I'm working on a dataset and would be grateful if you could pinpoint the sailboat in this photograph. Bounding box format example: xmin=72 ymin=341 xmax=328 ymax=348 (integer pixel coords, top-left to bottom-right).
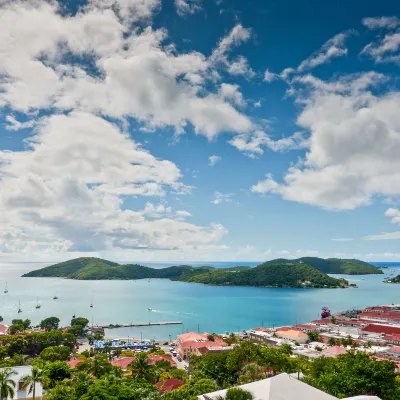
xmin=35 ymin=297 xmax=41 ymax=309
xmin=4 ymin=282 xmax=8 ymax=294
xmin=53 ymin=295 xmax=58 ymax=300
xmin=90 ymin=298 xmax=93 ymax=308
xmin=18 ymin=301 xmax=22 ymax=313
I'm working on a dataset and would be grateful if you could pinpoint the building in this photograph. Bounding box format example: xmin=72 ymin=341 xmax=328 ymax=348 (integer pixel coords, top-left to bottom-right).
xmin=294 ymin=324 xmax=320 ymax=333
xmin=111 ymin=355 xmax=176 ymax=370
xmin=67 ymin=357 xmax=85 ymax=368
xmin=322 ymin=346 xmax=347 ymax=357
xmin=155 ymin=378 xmax=184 ymax=394
xmin=197 ymin=372 xmax=381 ymax=400
xmin=0 ymin=366 xmax=44 ymax=400
xmin=275 ymin=329 xmax=308 ymax=344
xmin=0 ymin=324 xmax=10 ymax=335
xmin=248 ymin=330 xmax=279 ymax=346
xmin=362 ymin=324 xmax=400 ymax=336
xmin=383 ymin=334 xmax=400 ymax=345
xmin=195 ymin=345 xmax=234 ymax=356
xmin=177 ymin=332 xmax=228 ymax=359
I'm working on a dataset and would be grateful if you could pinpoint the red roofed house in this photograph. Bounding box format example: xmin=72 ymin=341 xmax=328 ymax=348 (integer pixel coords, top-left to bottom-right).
xmin=67 ymin=357 xmax=85 ymax=368
xmin=362 ymin=324 xmax=400 ymax=336
xmin=294 ymin=324 xmax=319 ymax=333
xmin=111 ymin=355 xmax=176 ymax=370
xmin=0 ymin=324 xmax=9 ymax=336
xmin=275 ymin=329 xmax=308 ymax=344
xmin=155 ymin=378 xmax=184 ymax=394
xmin=384 ymin=334 xmax=400 ymax=345
xmin=322 ymin=345 xmax=347 ymax=357
xmin=177 ymin=332 xmax=227 ymax=359
xmin=311 ymin=319 xmax=332 ymax=326
xmin=359 ymin=311 xmax=400 ymax=324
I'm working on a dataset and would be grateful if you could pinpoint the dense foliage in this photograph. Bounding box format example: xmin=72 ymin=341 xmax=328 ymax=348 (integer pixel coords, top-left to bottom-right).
xmin=263 ymin=257 xmax=382 ymax=275
xmin=384 ymin=275 xmax=400 ymax=283
xmin=23 ymin=257 xmax=347 ymax=288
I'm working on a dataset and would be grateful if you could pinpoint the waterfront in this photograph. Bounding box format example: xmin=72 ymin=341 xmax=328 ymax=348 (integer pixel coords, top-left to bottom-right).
xmin=0 ymin=262 xmax=398 ymax=340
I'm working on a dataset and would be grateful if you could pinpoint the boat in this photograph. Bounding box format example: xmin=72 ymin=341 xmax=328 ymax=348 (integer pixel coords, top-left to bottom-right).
xmin=35 ymin=297 xmax=41 ymax=309
xmin=90 ymin=303 xmax=93 ymax=308
xmin=18 ymin=301 xmax=22 ymax=313
xmin=148 ymin=308 xmax=152 ymax=312
xmin=4 ymin=282 xmax=8 ymax=294
xmin=53 ymin=296 xmax=58 ymax=300
xmin=72 ymin=314 xmax=76 ymax=319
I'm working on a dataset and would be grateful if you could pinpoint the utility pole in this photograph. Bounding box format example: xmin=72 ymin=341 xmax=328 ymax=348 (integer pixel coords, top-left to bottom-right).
xmin=187 ymin=349 xmax=191 ymax=378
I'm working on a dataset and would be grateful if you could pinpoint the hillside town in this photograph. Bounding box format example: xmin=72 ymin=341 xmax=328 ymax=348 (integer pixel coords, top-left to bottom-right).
xmin=0 ymin=305 xmax=399 ymax=399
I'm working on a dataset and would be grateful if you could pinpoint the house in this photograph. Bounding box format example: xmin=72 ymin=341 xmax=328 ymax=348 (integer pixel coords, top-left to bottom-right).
xmin=0 ymin=366 xmax=44 ymax=400
xmin=248 ymin=330 xmax=279 ymax=346
xmin=322 ymin=346 xmax=347 ymax=357
xmin=67 ymin=357 xmax=85 ymax=368
xmin=362 ymin=324 xmax=400 ymax=336
xmin=155 ymin=378 xmax=184 ymax=394
xmin=383 ymin=334 xmax=400 ymax=345
xmin=275 ymin=329 xmax=308 ymax=344
xmin=177 ymin=332 xmax=227 ymax=359
xmin=197 ymin=372 xmax=382 ymax=400
xmin=294 ymin=324 xmax=320 ymax=333
xmin=111 ymin=355 xmax=176 ymax=370
xmin=195 ymin=345 xmax=234 ymax=356
xmin=0 ymin=324 xmax=10 ymax=335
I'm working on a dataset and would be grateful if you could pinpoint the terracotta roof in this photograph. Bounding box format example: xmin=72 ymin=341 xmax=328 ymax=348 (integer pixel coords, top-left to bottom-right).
xmin=275 ymin=326 xmax=292 ymax=332
xmin=311 ymin=319 xmax=332 ymax=325
xmin=322 ymin=346 xmax=347 ymax=356
xmin=155 ymin=378 xmax=183 ymax=394
xmin=253 ymin=327 xmax=269 ymax=332
xmin=67 ymin=357 xmax=85 ymax=368
xmin=0 ymin=325 xmax=9 ymax=335
xmin=384 ymin=334 xmax=400 ymax=341
xmin=181 ymin=340 xmax=228 ymax=349
xmin=277 ymin=329 xmax=308 ymax=338
xmin=294 ymin=324 xmax=317 ymax=330
xmin=178 ymin=332 xmax=208 ymax=343
xmin=363 ymin=324 xmax=400 ymax=335
xmin=388 ymin=346 xmax=400 ymax=353
xmin=111 ymin=355 xmax=176 ymax=369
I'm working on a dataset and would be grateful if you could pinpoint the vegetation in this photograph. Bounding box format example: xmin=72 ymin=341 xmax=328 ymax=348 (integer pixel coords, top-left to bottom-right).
xmin=384 ymin=275 xmax=400 ymax=283
xmin=263 ymin=257 xmax=382 ymax=275
xmin=23 ymin=257 xmax=348 ymax=288
xmin=0 ymin=368 xmax=16 ymax=400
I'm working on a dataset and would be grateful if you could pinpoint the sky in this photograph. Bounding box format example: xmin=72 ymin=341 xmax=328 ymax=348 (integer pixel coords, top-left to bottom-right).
xmin=0 ymin=0 xmax=400 ymax=263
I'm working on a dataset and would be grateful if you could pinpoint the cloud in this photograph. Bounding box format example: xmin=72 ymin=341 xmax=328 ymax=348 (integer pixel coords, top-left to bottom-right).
xmin=208 ymin=155 xmax=221 ymax=166
xmin=254 ymin=101 xmax=262 ymax=108
xmin=264 ymin=69 xmax=277 ymax=83
xmin=363 ymin=208 xmax=400 ymax=240
xmin=218 ymin=83 xmax=246 ymax=107
xmin=251 ymin=72 xmax=400 ymax=210
xmin=5 ymin=116 xmax=36 ymax=131
xmin=174 ymin=0 xmax=202 ymax=16
xmin=230 ymin=130 xmax=308 ymax=158
xmin=331 ymin=238 xmax=353 ymax=242
xmin=362 ymin=16 xmax=400 ymax=30
xmin=227 ymin=56 xmax=255 ymax=77
xmin=212 ymin=192 xmax=233 ymax=205
xmin=0 ymin=1 xmax=253 ymax=139
xmin=279 ymin=32 xmax=352 ymax=78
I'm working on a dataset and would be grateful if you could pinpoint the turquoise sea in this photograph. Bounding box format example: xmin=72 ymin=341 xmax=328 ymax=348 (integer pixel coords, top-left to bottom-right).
xmin=0 ymin=262 xmax=398 ymax=340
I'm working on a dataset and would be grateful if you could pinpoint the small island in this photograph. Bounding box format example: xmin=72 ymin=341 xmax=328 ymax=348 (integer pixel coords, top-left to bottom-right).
xmin=384 ymin=275 xmax=400 ymax=284
xmin=22 ymin=257 xmax=353 ymax=289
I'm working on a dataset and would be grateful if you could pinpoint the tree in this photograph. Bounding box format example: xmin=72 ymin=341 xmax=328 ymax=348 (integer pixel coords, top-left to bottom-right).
xmin=0 ymin=368 xmax=16 ymax=400
xmin=8 ymin=337 xmax=27 ymax=356
xmin=0 ymin=347 xmax=7 ymax=361
xmin=85 ymin=354 xmax=112 ymax=378
xmin=216 ymin=388 xmax=254 ymax=400
xmin=12 ymin=319 xmax=30 ymax=330
xmin=71 ymin=317 xmax=89 ymax=328
xmin=129 ymin=353 xmax=156 ymax=382
xmin=307 ymin=331 xmax=322 ymax=342
xmin=239 ymin=363 xmax=265 ymax=384
xmin=22 ymin=366 xmax=46 ymax=400
xmin=327 ymin=337 xmax=337 ymax=346
xmin=40 ymin=346 xmax=71 ymax=362
xmin=279 ymin=344 xmax=293 ymax=356
xmin=45 ymin=383 xmax=76 ymax=400
xmin=0 ymin=317 xmax=3 ymax=323
xmin=40 ymin=317 xmax=60 ymax=331
xmin=9 ymin=323 xmax=25 ymax=335
xmin=43 ymin=361 xmax=71 ymax=388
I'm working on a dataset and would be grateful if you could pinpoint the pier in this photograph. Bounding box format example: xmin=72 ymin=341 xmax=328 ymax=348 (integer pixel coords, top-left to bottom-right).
xmin=100 ymin=321 xmax=183 ymax=329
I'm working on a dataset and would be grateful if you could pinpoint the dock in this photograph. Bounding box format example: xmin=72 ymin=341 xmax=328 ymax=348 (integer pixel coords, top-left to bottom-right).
xmin=100 ymin=321 xmax=183 ymax=329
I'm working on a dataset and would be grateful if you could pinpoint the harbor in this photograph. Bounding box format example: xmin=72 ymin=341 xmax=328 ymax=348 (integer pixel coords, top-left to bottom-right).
xmin=100 ymin=321 xmax=183 ymax=329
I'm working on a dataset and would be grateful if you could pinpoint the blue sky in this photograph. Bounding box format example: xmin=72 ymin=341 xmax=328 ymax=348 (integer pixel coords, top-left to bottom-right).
xmin=0 ymin=0 xmax=400 ymax=263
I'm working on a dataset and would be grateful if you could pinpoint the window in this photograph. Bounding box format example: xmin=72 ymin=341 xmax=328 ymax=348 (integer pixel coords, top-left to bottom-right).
xmin=18 ymin=380 xmax=24 ymax=391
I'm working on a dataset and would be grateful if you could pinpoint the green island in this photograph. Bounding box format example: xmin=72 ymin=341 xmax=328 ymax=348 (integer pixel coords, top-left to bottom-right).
xmin=263 ymin=257 xmax=383 ymax=275
xmin=23 ymin=257 xmax=352 ymax=288
xmin=384 ymin=275 xmax=400 ymax=284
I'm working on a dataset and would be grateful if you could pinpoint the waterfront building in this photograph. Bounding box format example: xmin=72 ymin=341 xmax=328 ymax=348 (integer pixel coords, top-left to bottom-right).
xmin=177 ymin=332 xmax=228 ymax=359
xmin=275 ymin=328 xmax=308 ymax=344
xmin=0 ymin=366 xmax=43 ymax=400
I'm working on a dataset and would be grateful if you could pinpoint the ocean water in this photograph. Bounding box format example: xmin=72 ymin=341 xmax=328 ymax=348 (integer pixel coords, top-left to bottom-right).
xmin=0 ymin=261 xmax=398 ymax=340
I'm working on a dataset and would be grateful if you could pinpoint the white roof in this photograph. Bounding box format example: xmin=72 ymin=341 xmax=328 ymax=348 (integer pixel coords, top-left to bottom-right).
xmin=198 ymin=373 xmax=337 ymax=400
xmin=344 ymin=397 xmax=381 ymax=400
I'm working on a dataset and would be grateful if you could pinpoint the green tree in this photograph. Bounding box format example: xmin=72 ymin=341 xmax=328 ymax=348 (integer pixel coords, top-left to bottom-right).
xmin=71 ymin=317 xmax=89 ymax=328
xmin=307 ymin=330 xmax=322 ymax=342
xmin=0 ymin=347 xmax=7 ymax=361
xmin=0 ymin=368 xmax=16 ymax=400
xmin=128 ymin=353 xmax=156 ymax=382
xmin=327 ymin=337 xmax=337 ymax=346
xmin=238 ymin=363 xmax=265 ymax=384
xmin=216 ymin=388 xmax=254 ymax=400
xmin=9 ymin=323 xmax=25 ymax=335
xmin=40 ymin=317 xmax=60 ymax=331
xmin=0 ymin=317 xmax=3 ymax=323
xmin=8 ymin=337 xmax=27 ymax=356
xmin=44 ymin=383 xmax=76 ymax=400
xmin=40 ymin=346 xmax=71 ymax=362
xmin=71 ymin=371 xmax=94 ymax=398
xmin=85 ymin=354 xmax=112 ymax=378
xmin=22 ymin=366 xmax=46 ymax=400
xmin=12 ymin=319 xmax=30 ymax=330
xmin=43 ymin=361 xmax=71 ymax=388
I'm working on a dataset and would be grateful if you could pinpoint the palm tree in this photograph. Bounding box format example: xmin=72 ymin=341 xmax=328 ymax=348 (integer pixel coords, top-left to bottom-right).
xmin=215 ymin=387 xmax=254 ymax=400
xmin=0 ymin=368 xmax=17 ymax=400
xmin=22 ymin=366 xmax=45 ymax=400
xmin=86 ymin=354 xmax=111 ymax=378
xmin=128 ymin=353 xmax=155 ymax=382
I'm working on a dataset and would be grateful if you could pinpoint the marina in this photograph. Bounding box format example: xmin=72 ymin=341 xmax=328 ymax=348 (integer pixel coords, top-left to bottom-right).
xmin=101 ymin=321 xmax=183 ymax=329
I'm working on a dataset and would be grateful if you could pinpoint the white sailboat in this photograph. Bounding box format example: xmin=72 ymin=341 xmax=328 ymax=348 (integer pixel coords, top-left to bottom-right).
xmin=4 ymin=282 xmax=8 ymax=294
xmin=35 ymin=297 xmax=41 ymax=309
xmin=18 ymin=301 xmax=22 ymax=313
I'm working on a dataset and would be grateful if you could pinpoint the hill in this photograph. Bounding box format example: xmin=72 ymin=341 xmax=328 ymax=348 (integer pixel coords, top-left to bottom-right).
xmin=23 ymin=257 xmax=347 ymax=288
xmin=263 ymin=257 xmax=382 ymax=275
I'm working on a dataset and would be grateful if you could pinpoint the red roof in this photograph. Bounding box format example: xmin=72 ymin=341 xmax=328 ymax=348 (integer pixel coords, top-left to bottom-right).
xmin=275 ymin=326 xmax=292 ymax=332
xmin=67 ymin=357 xmax=85 ymax=368
xmin=311 ymin=319 xmax=332 ymax=325
xmin=294 ymin=324 xmax=317 ymax=330
xmin=155 ymin=379 xmax=183 ymax=394
xmin=363 ymin=324 xmax=400 ymax=335
xmin=322 ymin=346 xmax=347 ymax=356
xmin=182 ymin=341 xmax=228 ymax=349
xmin=384 ymin=334 xmax=400 ymax=341
xmin=111 ymin=355 xmax=176 ymax=369
xmin=359 ymin=311 xmax=400 ymax=320
xmin=253 ymin=327 xmax=269 ymax=332
xmin=389 ymin=346 xmax=400 ymax=353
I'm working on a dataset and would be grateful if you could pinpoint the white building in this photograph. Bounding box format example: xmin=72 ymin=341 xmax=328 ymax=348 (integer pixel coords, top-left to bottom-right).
xmin=0 ymin=366 xmax=44 ymax=400
xmin=198 ymin=373 xmax=381 ymax=400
